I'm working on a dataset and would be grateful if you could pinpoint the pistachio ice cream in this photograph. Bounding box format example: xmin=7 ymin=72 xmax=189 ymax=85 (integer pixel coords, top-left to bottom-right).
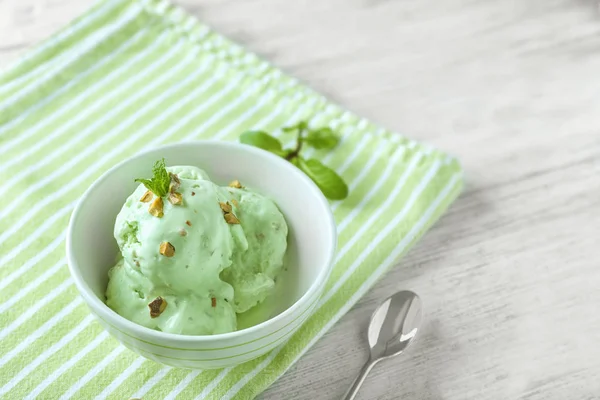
xmin=105 ymin=161 xmax=288 ymax=335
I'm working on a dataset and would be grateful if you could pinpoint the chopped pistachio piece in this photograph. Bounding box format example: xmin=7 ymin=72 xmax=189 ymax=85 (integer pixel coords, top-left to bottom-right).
xmin=224 ymin=212 xmax=240 ymax=224
xmin=168 ymin=192 xmax=183 ymax=205
xmin=139 ymin=190 xmax=153 ymax=203
xmin=169 ymin=172 xmax=181 ymax=193
xmin=231 ymin=199 xmax=239 ymax=207
xmin=228 ymin=180 xmax=242 ymax=189
xmin=148 ymin=197 xmax=164 ymax=218
xmin=219 ymin=201 xmax=232 ymax=213
xmin=159 ymin=241 xmax=175 ymax=257
xmin=179 ymin=229 xmax=187 ymax=236
xmin=148 ymin=296 xmax=167 ymax=318
xmin=185 ymin=220 xmax=192 ymax=226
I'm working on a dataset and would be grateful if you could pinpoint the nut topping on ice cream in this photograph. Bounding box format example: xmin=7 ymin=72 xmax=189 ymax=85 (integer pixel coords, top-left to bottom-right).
xmin=159 ymin=241 xmax=175 ymax=257
xmin=139 ymin=190 xmax=153 ymax=203
xmin=228 ymin=179 xmax=242 ymax=189
xmin=148 ymin=296 xmax=167 ymax=318
xmin=168 ymin=192 xmax=183 ymax=206
xmin=148 ymin=197 xmax=164 ymax=218
xmin=224 ymin=212 xmax=240 ymax=225
xmin=219 ymin=202 xmax=232 ymax=213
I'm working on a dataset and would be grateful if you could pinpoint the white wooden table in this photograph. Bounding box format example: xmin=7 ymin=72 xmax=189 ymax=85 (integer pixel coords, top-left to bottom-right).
xmin=2 ymin=0 xmax=600 ymax=398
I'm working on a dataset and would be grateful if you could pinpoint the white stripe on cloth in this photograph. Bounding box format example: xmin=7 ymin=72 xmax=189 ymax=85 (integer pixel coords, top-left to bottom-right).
xmin=26 ymin=331 xmax=110 ymax=399
xmin=193 ymin=368 xmax=233 ymax=400
xmin=0 ymin=0 xmax=124 ymax=94
xmin=90 ymin=356 xmax=146 ymax=400
xmin=0 ymin=234 xmax=65 ymax=292
xmin=60 ymin=345 xmax=127 ymax=400
xmin=129 ymin=367 xmax=172 ymax=400
xmin=0 ymin=30 xmax=174 ymax=184
xmin=0 ymin=279 xmax=75 ymax=344
xmin=163 ymin=370 xmax=202 ymax=400
xmin=0 ymin=258 xmax=65 ymax=312
xmin=0 ymin=28 xmax=150 ymax=158
xmin=0 ymin=4 xmax=142 ymax=116
xmin=0 ymin=296 xmax=82 ymax=369
xmin=0 ymin=314 xmax=95 ymax=396
xmin=330 ymin=139 xmax=389 ymax=212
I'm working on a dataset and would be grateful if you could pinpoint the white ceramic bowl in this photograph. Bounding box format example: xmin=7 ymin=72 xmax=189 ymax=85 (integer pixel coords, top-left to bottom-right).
xmin=66 ymin=141 xmax=336 ymax=369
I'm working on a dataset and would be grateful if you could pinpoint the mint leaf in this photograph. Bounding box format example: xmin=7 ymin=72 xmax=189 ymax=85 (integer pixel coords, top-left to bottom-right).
xmin=304 ymin=127 xmax=339 ymax=150
xmin=135 ymin=158 xmax=170 ymax=197
xmin=282 ymin=121 xmax=308 ymax=133
xmin=240 ymin=131 xmax=284 ymax=155
xmin=297 ymin=157 xmax=348 ymax=200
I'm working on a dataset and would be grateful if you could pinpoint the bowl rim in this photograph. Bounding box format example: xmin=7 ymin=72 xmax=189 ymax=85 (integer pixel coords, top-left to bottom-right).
xmin=66 ymin=140 xmax=337 ymax=343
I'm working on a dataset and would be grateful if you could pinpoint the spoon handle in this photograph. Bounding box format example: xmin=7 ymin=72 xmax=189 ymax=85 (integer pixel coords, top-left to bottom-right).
xmin=341 ymin=359 xmax=376 ymax=400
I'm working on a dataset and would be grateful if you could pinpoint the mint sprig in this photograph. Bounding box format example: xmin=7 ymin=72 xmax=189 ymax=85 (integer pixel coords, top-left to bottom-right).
xmin=238 ymin=131 xmax=285 ymax=156
xmin=135 ymin=158 xmax=170 ymax=197
xmin=304 ymin=127 xmax=339 ymax=150
xmin=240 ymin=122 xmax=348 ymax=200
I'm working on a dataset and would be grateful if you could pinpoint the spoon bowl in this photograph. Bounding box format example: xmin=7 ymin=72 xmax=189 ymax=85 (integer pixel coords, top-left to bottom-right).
xmin=342 ymin=290 xmax=422 ymax=400
xmin=367 ymin=290 xmax=422 ymax=360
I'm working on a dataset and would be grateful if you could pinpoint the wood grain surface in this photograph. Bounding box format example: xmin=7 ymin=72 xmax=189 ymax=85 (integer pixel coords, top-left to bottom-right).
xmin=2 ymin=0 xmax=600 ymax=399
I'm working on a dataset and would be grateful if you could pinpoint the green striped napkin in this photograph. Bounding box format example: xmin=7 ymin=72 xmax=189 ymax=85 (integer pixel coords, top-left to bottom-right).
xmin=0 ymin=0 xmax=462 ymax=398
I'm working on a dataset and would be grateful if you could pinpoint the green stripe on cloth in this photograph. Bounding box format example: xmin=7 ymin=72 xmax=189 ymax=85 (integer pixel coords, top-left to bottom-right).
xmin=0 ymin=0 xmax=463 ymax=398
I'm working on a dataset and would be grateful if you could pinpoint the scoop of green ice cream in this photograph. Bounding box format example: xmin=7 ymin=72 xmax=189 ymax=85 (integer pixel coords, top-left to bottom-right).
xmin=222 ymin=189 xmax=288 ymax=313
xmin=105 ymin=165 xmax=287 ymax=335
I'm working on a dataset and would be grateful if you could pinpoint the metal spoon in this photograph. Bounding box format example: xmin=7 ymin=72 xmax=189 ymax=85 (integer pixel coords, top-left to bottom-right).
xmin=342 ymin=290 xmax=422 ymax=400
